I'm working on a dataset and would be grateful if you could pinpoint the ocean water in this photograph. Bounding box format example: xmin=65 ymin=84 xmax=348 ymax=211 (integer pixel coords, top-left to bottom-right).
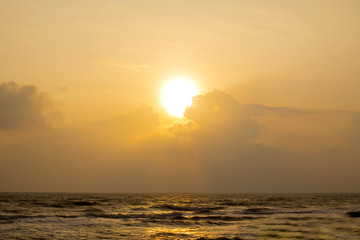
xmin=0 ymin=193 xmax=359 ymax=239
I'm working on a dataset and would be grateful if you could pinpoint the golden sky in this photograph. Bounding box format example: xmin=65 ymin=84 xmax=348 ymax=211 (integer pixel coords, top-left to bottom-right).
xmin=0 ymin=0 xmax=360 ymax=192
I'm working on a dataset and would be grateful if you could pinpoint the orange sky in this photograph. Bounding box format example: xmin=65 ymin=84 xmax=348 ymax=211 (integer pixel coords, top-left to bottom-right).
xmin=0 ymin=0 xmax=360 ymax=192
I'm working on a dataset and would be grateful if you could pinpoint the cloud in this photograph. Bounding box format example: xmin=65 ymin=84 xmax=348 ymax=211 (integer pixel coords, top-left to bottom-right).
xmin=0 ymin=81 xmax=60 ymax=130
xmin=94 ymin=103 xmax=158 ymax=137
xmin=57 ymin=86 xmax=70 ymax=93
xmin=244 ymin=104 xmax=319 ymax=116
xmin=340 ymin=112 xmax=360 ymax=148
xmin=184 ymin=90 xmax=259 ymax=145
xmin=120 ymin=103 xmax=158 ymax=133
xmin=0 ymin=87 xmax=360 ymax=193
xmin=353 ymin=112 xmax=360 ymax=127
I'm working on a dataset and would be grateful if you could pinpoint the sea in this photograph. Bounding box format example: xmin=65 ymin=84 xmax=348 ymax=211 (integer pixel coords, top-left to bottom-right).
xmin=0 ymin=193 xmax=359 ymax=239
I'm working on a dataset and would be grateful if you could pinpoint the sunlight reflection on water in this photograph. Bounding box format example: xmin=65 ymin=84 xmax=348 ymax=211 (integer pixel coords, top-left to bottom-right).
xmin=0 ymin=193 xmax=359 ymax=239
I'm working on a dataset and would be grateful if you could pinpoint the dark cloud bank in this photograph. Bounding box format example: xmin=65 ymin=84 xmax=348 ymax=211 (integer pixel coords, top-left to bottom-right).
xmin=0 ymin=81 xmax=359 ymax=192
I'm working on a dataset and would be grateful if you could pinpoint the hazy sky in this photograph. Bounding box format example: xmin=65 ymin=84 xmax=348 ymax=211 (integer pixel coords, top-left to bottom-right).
xmin=1 ymin=0 xmax=360 ymax=192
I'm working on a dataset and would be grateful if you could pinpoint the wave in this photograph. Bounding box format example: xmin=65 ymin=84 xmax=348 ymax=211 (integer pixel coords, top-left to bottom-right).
xmin=187 ymin=215 xmax=257 ymax=222
xmin=0 ymin=214 xmax=80 ymax=221
xmin=131 ymin=206 xmax=148 ymax=211
xmin=70 ymin=201 xmax=96 ymax=206
xmin=240 ymin=208 xmax=319 ymax=215
xmin=196 ymin=237 xmax=243 ymax=240
xmin=242 ymin=207 xmax=275 ymax=215
xmin=346 ymin=211 xmax=360 ymax=218
xmin=86 ymin=212 xmax=257 ymax=222
xmin=218 ymin=200 xmax=248 ymax=206
xmin=1 ymin=212 xmax=250 ymax=223
xmin=155 ymin=204 xmax=223 ymax=212
xmin=86 ymin=211 xmax=184 ymax=220
xmin=82 ymin=207 xmax=105 ymax=214
xmin=0 ymin=214 xmax=48 ymax=221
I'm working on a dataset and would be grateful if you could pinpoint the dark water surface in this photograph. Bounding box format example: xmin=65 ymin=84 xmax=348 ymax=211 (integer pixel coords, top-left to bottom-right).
xmin=0 ymin=193 xmax=359 ymax=239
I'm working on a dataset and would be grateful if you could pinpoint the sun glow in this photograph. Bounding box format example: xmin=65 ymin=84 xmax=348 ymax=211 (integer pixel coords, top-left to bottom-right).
xmin=162 ymin=78 xmax=199 ymax=117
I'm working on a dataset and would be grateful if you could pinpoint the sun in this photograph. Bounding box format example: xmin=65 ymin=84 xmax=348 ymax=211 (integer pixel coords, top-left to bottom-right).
xmin=161 ymin=77 xmax=199 ymax=117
